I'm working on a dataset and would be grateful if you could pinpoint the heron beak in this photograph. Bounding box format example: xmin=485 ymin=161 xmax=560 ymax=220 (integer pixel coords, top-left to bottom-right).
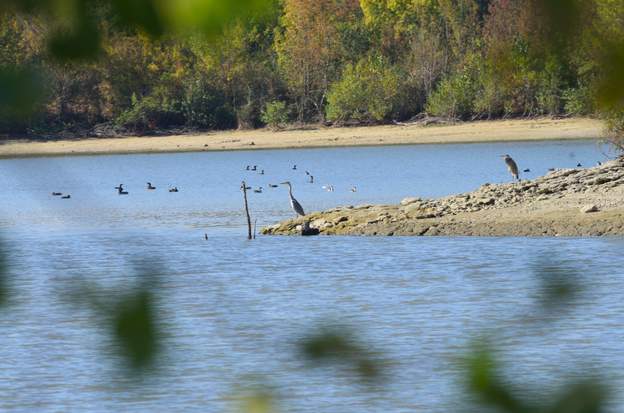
xmin=279 ymin=181 xmax=288 ymax=185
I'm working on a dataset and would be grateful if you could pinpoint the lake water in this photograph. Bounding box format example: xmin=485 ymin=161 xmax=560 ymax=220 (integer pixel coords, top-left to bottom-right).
xmin=0 ymin=140 xmax=623 ymax=412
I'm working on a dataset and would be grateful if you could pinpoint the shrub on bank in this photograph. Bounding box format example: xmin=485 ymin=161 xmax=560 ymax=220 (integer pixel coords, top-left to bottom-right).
xmin=261 ymin=100 xmax=289 ymax=129
xmin=326 ymin=56 xmax=401 ymax=123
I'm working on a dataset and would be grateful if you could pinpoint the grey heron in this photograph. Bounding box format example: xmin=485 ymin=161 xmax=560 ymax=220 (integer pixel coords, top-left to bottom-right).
xmin=280 ymin=181 xmax=305 ymax=217
xmin=501 ymin=155 xmax=519 ymax=181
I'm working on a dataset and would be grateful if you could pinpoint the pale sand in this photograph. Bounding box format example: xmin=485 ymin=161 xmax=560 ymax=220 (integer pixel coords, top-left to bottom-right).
xmin=0 ymin=118 xmax=604 ymax=158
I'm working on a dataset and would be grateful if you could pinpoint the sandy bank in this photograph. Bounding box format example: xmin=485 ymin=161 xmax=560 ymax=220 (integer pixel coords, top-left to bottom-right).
xmin=0 ymin=117 xmax=603 ymax=158
xmin=262 ymin=157 xmax=624 ymax=237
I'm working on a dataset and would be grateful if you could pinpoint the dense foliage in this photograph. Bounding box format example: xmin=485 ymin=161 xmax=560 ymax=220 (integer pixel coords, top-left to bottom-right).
xmin=1 ymin=0 xmax=624 ymax=137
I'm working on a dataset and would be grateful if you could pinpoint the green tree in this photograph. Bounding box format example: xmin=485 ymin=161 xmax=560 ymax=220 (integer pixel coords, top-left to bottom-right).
xmin=326 ymin=56 xmax=401 ymax=122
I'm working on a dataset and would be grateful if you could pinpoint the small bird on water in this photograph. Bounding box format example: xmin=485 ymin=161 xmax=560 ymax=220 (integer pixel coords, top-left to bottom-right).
xmin=115 ymin=184 xmax=128 ymax=195
xmin=280 ymin=181 xmax=305 ymax=217
xmin=523 ymin=168 xmax=531 ymax=173
xmin=501 ymin=154 xmax=519 ymax=181
xmin=146 ymin=182 xmax=156 ymax=190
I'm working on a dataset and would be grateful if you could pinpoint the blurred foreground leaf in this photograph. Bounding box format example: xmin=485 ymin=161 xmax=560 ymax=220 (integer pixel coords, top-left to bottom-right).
xmin=532 ymin=257 xmax=582 ymax=315
xmin=597 ymin=42 xmax=624 ymax=111
xmin=48 ymin=20 xmax=101 ymax=61
xmin=234 ymin=388 xmax=277 ymax=413
xmin=112 ymin=287 xmax=159 ymax=371
xmin=464 ymin=341 xmax=527 ymax=413
xmin=111 ymin=0 xmax=164 ymax=37
xmin=547 ymin=381 xmax=607 ymax=413
xmin=465 ymin=340 xmax=608 ymax=413
xmin=0 ymin=66 xmax=44 ymax=118
xmin=69 ymin=266 xmax=163 ymax=373
xmin=299 ymin=326 xmax=385 ymax=384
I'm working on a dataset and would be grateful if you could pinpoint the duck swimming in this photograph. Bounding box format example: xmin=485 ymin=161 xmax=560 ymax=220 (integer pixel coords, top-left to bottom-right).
xmin=147 ymin=182 xmax=156 ymax=190
xmin=269 ymin=184 xmax=278 ymax=188
xmin=116 ymin=184 xmax=128 ymax=195
xmin=253 ymin=187 xmax=263 ymax=193
xmin=61 ymin=194 xmax=71 ymax=199
xmin=51 ymin=192 xmax=62 ymax=196
xmin=169 ymin=186 xmax=179 ymax=192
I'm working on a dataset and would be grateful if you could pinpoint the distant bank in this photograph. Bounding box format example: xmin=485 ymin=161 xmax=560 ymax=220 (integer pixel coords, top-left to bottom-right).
xmin=0 ymin=118 xmax=604 ymax=159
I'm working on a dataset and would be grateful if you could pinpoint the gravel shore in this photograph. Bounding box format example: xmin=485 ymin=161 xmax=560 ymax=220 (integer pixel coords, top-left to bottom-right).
xmin=262 ymin=157 xmax=624 ymax=237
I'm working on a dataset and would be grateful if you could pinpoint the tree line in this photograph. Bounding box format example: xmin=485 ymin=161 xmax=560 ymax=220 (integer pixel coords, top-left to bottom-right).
xmin=1 ymin=0 xmax=623 ymax=138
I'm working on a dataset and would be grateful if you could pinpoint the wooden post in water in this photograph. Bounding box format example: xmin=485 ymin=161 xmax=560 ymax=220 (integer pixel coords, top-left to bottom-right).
xmin=241 ymin=181 xmax=252 ymax=240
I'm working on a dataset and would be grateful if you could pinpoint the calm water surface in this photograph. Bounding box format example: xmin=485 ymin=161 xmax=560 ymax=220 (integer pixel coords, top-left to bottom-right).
xmin=0 ymin=140 xmax=623 ymax=412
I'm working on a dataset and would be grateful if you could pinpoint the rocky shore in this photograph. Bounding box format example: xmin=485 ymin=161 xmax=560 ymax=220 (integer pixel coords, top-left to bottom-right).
xmin=262 ymin=157 xmax=624 ymax=237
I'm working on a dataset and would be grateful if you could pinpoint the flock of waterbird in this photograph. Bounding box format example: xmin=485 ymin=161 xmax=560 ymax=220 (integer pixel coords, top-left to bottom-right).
xmin=243 ymin=164 xmax=356 ymax=194
xmin=242 ymin=163 xmax=359 ymax=218
xmin=49 ymin=182 xmax=180 ymax=199
xmin=274 ymin=156 xmax=598 ymax=218
xmin=48 ymin=156 xmax=599 ymax=221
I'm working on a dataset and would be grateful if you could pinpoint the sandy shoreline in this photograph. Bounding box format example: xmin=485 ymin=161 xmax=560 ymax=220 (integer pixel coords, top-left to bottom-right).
xmin=0 ymin=118 xmax=604 ymax=158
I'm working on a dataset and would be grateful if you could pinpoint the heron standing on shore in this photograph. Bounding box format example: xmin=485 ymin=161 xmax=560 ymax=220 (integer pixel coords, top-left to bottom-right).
xmin=501 ymin=154 xmax=520 ymax=181
xmin=280 ymin=181 xmax=305 ymax=217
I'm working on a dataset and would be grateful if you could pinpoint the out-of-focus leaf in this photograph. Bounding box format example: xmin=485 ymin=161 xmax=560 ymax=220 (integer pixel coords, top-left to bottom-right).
xmin=464 ymin=341 xmax=527 ymax=413
xmin=112 ymin=287 xmax=159 ymax=371
xmin=0 ymin=66 xmax=44 ymax=117
xmin=547 ymin=381 xmax=607 ymax=413
xmin=48 ymin=19 xmax=101 ymax=60
xmin=110 ymin=0 xmax=164 ymax=37
xmin=539 ymin=0 xmax=582 ymax=41
xmin=300 ymin=326 xmax=384 ymax=383
xmin=597 ymin=42 xmax=624 ymax=110
xmin=237 ymin=390 xmax=276 ymax=413
xmin=156 ymin=0 xmax=273 ymax=37
xmin=532 ymin=258 xmax=581 ymax=313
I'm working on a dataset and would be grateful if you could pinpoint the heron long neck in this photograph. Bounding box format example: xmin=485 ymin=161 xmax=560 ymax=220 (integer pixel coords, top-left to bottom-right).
xmin=287 ymin=184 xmax=294 ymax=198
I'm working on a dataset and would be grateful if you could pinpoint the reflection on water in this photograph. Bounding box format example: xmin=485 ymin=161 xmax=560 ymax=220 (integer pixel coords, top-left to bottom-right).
xmin=0 ymin=140 xmax=622 ymax=412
